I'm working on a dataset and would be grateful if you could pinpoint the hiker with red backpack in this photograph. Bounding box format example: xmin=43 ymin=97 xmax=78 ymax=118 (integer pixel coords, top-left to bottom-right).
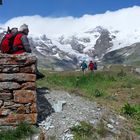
xmin=0 ymin=24 xmax=45 ymax=79
xmin=0 ymin=24 xmax=31 ymax=54
xmin=88 ymin=60 xmax=94 ymax=72
xmin=0 ymin=27 xmax=18 ymax=54
xmin=14 ymin=24 xmax=45 ymax=79
xmin=12 ymin=24 xmax=31 ymax=54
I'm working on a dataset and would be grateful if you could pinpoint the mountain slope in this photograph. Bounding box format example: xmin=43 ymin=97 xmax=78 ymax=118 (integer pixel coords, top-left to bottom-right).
xmin=102 ymin=43 xmax=140 ymax=65
xmin=0 ymin=25 xmax=140 ymax=69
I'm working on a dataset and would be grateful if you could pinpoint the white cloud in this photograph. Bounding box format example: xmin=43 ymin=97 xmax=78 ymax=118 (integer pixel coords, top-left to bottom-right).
xmin=1 ymin=6 xmax=140 ymax=37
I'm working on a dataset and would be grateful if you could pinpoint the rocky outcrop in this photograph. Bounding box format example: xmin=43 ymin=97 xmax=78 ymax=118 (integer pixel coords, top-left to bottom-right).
xmin=94 ymin=27 xmax=113 ymax=58
xmin=0 ymin=53 xmax=37 ymax=125
xmin=102 ymin=43 xmax=140 ymax=65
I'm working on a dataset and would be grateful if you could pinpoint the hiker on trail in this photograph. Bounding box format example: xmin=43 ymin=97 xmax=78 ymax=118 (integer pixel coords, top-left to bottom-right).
xmin=12 ymin=24 xmax=45 ymax=79
xmin=80 ymin=60 xmax=87 ymax=74
xmin=12 ymin=24 xmax=31 ymax=54
xmin=88 ymin=60 xmax=94 ymax=72
xmin=94 ymin=62 xmax=97 ymax=70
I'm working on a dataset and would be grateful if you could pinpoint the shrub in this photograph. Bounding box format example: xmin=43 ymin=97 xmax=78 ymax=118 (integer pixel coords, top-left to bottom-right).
xmin=121 ymin=82 xmax=132 ymax=88
xmin=122 ymin=103 xmax=137 ymax=116
xmin=94 ymin=89 xmax=104 ymax=97
xmin=70 ymin=120 xmax=108 ymax=140
xmin=107 ymin=75 xmax=116 ymax=81
xmin=0 ymin=122 xmax=35 ymax=140
xmin=135 ymin=124 xmax=140 ymax=134
xmin=96 ymin=119 xmax=108 ymax=137
xmin=70 ymin=121 xmax=94 ymax=138
xmin=117 ymin=69 xmax=126 ymax=77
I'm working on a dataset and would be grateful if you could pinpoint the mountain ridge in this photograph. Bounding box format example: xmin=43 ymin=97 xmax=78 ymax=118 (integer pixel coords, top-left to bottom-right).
xmin=0 ymin=26 xmax=140 ymax=70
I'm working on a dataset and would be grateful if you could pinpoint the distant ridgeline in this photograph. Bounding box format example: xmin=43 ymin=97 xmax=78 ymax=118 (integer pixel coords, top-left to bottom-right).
xmin=0 ymin=53 xmax=37 ymax=125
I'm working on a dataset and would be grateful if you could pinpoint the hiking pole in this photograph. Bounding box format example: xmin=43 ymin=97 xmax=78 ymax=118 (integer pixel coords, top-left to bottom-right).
xmin=7 ymin=26 xmax=11 ymax=33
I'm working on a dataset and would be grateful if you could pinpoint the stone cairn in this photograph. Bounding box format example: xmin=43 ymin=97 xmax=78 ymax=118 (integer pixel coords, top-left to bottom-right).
xmin=0 ymin=53 xmax=37 ymax=125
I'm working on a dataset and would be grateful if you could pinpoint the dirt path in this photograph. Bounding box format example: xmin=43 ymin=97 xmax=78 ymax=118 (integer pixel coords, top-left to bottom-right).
xmin=36 ymin=89 xmax=139 ymax=140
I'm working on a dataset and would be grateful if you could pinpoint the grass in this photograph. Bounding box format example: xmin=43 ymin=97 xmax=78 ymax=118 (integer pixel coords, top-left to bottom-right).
xmin=37 ymin=67 xmax=140 ymax=135
xmin=121 ymin=103 xmax=140 ymax=135
xmin=37 ymin=68 xmax=140 ymax=104
xmin=70 ymin=120 xmax=109 ymax=140
xmin=0 ymin=122 xmax=36 ymax=140
xmin=38 ymin=71 xmax=113 ymax=95
xmin=37 ymin=69 xmax=140 ymax=104
xmin=121 ymin=103 xmax=140 ymax=117
xmin=70 ymin=121 xmax=95 ymax=140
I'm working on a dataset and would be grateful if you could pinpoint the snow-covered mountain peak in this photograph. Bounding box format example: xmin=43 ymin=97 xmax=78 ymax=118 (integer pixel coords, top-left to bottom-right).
xmin=85 ymin=26 xmax=109 ymax=34
xmin=1 ymin=6 xmax=140 ymax=69
xmin=26 ymin=24 xmax=140 ymax=64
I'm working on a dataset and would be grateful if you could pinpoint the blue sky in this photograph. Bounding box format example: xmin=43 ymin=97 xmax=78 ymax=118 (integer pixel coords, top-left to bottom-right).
xmin=0 ymin=0 xmax=140 ymax=23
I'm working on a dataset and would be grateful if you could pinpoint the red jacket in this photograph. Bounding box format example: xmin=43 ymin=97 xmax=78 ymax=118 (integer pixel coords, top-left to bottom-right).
xmin=12 ymin=33 xmax=26 ymax=54
xmin=88 ymin=62 xmax=94 ymax=70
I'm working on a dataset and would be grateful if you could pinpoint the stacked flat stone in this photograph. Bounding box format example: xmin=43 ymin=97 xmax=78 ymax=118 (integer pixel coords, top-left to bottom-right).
xmin=0 ymin=53 xmax=37 ymax=125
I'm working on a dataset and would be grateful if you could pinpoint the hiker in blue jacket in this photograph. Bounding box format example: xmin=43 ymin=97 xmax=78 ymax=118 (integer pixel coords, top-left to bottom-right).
xmin=80 ymin=60 xmax=87 ymax=74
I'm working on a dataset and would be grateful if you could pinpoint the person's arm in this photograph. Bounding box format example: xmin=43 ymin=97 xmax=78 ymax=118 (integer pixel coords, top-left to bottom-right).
xmin=21 ymin=35 xmax=32 ymax=53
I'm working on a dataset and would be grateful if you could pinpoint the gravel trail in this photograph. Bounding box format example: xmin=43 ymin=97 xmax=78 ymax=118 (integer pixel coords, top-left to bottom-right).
xmin=36 ymin=89 xmax=138 ymax=140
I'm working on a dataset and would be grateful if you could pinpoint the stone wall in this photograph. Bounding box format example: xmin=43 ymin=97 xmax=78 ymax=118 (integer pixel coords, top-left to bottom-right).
xmin=0 ymin=53 xmax=37 ymax=125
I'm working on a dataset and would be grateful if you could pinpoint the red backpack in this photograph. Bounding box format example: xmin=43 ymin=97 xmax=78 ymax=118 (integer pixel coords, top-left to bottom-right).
xmin=89 ymin=62 xmax=94 ymax=70
xmin=0 ymin=27 xmax=17 ymax=54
